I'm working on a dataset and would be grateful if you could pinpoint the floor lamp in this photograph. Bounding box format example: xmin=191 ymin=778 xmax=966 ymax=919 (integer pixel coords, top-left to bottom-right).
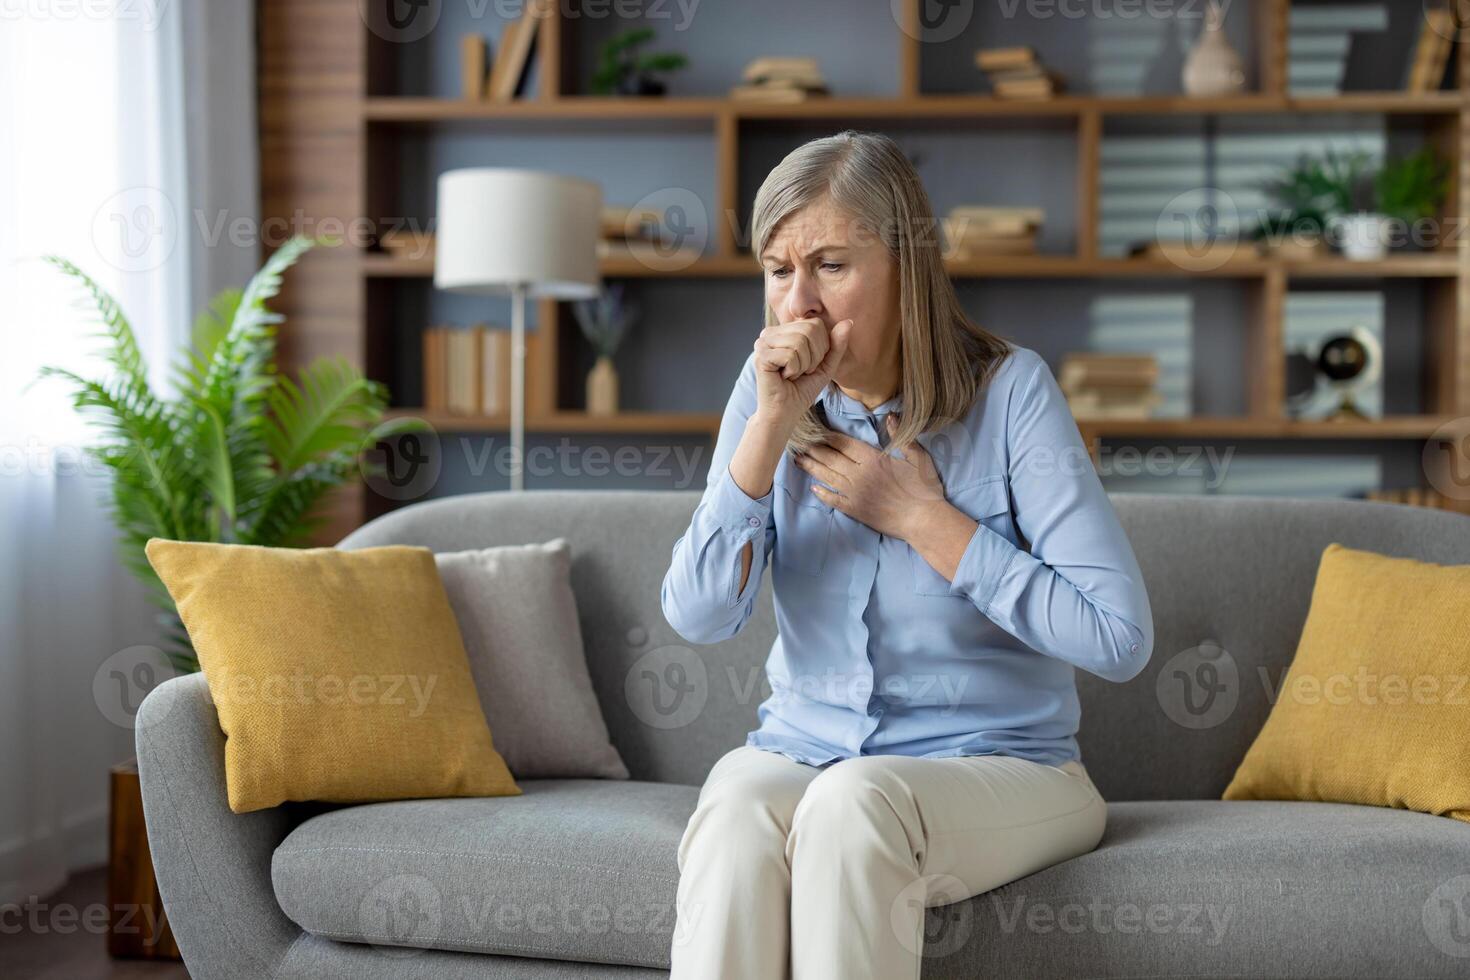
xmin=434 ymin=168 xmax=602 ymax=491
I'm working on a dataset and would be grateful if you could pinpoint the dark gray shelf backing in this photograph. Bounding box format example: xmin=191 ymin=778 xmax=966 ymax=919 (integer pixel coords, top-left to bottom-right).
xmin=423 ymin=433 xmax=716 ymax=495
xmin=738 ymin=124 xmax=1080 ymax=256
xmin=1096 ymin=437 xmax=1424 ymax=501
xmin=391 ymin=128 xmax=719 ymax=254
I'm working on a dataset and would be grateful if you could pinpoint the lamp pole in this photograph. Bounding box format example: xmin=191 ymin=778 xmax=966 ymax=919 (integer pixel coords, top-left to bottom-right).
xmin=510 ymin=281 xmax=527 ymax=492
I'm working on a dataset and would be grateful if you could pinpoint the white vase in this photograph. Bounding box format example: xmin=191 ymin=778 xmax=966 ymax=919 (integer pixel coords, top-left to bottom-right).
xmin=1329 ymin=213 xmax=1391 ymax=261
xmin=586 ymin=355 xmax=619 ymax=416
xmin=1182 ymin=0 xmax=1246 ymax=97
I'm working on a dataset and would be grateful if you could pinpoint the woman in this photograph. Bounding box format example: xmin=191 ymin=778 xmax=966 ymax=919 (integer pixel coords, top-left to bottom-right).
xmin=659 ymin=129 xmax=1153 ymax=979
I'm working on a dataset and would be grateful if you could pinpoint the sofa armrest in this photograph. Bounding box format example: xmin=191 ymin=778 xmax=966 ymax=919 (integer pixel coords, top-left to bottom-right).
xmin=135 ymin=672 xmax=305 ymax=979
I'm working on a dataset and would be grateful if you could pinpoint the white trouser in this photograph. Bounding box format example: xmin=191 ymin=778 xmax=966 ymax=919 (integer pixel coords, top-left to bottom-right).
xmin=670 ymin=744 xmax=1107 ymax=980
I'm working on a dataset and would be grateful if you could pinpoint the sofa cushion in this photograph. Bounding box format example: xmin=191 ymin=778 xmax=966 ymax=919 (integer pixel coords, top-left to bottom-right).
xmin=435 ymin=540 xmax=630 ymax=780
xmin=270 ymin=778 xmax=696 ymax=969
xmin=274 ymin=790 xmax=1470 ymax=975
xmin=144 ymin=538 xmax=520 ymax=814
xmin=1223 ymin=543 xmax=1470 ymax=822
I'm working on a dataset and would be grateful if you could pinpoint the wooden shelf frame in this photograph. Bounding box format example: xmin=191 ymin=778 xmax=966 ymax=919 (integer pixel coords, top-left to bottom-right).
xmin=259 ymin=0 xmax=1470 ymax=534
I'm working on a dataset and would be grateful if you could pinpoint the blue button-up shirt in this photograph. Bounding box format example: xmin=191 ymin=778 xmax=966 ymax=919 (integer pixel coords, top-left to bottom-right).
xmin=660 ymin=342 xmax=1154 ymax=769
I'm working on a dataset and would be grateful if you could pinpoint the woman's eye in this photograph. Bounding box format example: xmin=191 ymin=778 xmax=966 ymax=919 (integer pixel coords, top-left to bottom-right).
xmin=821 ymin=262 xmax=842 ymax=272
xmin=768 ymin=268 xmax=788 ymax=278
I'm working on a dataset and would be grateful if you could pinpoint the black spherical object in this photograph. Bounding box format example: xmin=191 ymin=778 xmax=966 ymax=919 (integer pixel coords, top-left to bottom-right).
xmin=1317 ymin=335 xmax=1368 ymax=382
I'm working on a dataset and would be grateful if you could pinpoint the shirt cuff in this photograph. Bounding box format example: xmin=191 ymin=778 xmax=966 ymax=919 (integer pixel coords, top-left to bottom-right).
xmin=709 ymin=463 xmax=774 ymax=535
xmin=947 ymin=520 xmax=1019 ymax=616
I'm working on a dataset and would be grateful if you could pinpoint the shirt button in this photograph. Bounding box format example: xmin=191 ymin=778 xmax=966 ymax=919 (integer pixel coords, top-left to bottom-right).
xmin=1130 ymin=643 xmax=1140 ymax=653
xmin=747 ymin=516 xmax=761 ymax=527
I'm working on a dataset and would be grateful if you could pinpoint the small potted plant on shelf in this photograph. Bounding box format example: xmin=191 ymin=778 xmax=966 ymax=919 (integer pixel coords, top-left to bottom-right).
xmin=1252 ymin=147 xmax=1368 ymax=260
xmin=573 ymin=281 xmax=639 ymax=415
xmin=1325 ymin=146 xmax=1448 ymax=260
xmin=1370 ymin=145 xmax=1451 ymax=255
xmin=590 ymin=27 xmax=688 ymax=96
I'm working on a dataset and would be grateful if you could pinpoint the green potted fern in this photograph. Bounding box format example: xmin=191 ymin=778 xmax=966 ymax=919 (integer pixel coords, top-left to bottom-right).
xmin=38 ymin=236 xmax=418 ymax=673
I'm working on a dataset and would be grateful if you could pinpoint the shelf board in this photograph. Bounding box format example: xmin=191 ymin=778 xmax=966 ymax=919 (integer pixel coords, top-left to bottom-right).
xmin=362 ymin=252 xmax=1461 ymax=281
xmin=363 ymin=92 xmax=1465 ymax=124
xmin=385 ymin=409 xmax=722 ymax=434
xmin=384 ymin=409 xmax=1453 ymax=441
xmin=1077 ymin=416 xmax=1455 ymax=440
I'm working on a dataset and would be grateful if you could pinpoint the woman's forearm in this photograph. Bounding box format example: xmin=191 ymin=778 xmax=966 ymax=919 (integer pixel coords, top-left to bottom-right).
xmin=729 ymin=411 xmax=791 ymax=594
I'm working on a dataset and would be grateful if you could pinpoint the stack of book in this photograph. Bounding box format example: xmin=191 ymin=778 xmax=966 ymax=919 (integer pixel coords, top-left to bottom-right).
xmin=943 ymin=205 xmax=1043 ymax=259
xmin=1057 ymin=353 xmax=1162 ymax=420
xmin=597 ymin=203 xmax=704 ymax=265
xmin=730 ymin=57 xmax=830 ymax=103
xmin=1366 ymin=487 xmax=1461 ymax=511
xmin=974 ymin=46 xmax=1064 ymax=100
xmin=422 ymin=324 xmax=513 ymax=416
xmin=377 ymin=228 xmax=435 ymax=261
xmin=459 ymin=0 xmax=548 ymax=102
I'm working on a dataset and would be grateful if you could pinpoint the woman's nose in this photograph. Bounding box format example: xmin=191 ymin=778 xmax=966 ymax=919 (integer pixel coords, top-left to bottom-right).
xmin=784 ymin=268 xmax=823 ymax=321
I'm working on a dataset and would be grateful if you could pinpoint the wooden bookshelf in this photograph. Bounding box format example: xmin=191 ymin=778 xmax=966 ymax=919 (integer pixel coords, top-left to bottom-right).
xmin=259 ymin=0 xmax=1470 ymax=537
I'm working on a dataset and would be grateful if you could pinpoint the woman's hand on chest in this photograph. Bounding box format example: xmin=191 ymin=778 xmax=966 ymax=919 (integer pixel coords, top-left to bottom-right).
xmin=793 ymin=412 xmax=947 ymax=542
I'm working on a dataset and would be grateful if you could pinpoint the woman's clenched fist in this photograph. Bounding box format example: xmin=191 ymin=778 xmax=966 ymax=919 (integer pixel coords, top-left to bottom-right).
xmin=752 ymin=317 xmax=852 ymax=431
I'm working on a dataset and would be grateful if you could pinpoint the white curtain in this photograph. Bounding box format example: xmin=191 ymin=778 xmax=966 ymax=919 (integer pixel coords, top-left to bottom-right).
xmin=0 ymin=2 xmax=259 ymax=905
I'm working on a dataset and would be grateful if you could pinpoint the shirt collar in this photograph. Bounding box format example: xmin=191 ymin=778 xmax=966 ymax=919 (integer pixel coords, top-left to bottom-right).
xmin=820 ymin=381 xmax=903 ymax=419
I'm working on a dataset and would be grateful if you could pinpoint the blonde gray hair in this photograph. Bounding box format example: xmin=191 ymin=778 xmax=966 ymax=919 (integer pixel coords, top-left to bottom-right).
xmin=750 ymin=129 xmax=1012 ymax=455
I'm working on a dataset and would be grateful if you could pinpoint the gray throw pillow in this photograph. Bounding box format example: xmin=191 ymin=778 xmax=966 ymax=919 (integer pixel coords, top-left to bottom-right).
xmin=434 ymin=538 xmax=629 ymax=780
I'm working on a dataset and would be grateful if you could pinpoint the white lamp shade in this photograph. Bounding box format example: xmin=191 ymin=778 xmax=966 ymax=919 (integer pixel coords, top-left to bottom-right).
xmin=434 ymin=168 xmax=602 ymax=299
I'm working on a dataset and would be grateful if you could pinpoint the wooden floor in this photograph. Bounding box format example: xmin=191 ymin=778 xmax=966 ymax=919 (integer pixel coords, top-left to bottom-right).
xmin=0 ymin=866 xmax=190 ymax=980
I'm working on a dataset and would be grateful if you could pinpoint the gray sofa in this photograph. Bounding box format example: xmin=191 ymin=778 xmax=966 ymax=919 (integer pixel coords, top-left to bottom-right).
xmin=136 ymin=490 xmax=1470 ymax=979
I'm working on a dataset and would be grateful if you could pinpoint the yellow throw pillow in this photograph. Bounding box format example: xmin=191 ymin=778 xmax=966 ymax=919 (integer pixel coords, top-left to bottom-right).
xmin=145 ymin=539 xmax=520 ymax=813
xmin=1222 ymin=542 xmax=1470 ymax=822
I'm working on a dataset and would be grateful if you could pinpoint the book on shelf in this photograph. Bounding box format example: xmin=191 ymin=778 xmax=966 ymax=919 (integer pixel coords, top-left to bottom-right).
xmin=461 ymin=35 xmax=488 ymax=100
xmin=741 ymin=56 xmax=821 ymax=83
xmin=1058 ymin=352 xmax=1161 ymax=420
xmin=422 ymin=324 xmax=512 ymax=416
xmin=974 ymin=47 xmax=1036 ymax=72
xmin=1366 ymin=487 xmax=1459 ymax=510
xmin=729 ymin=83 xmax=830 ymax=102
xmin=733 ymin=56 xmax=829 ymax=101
xmin=943 ymin=205 xmax=1043 ymax=256
xmin=974 ymin=46 xmax=1065 ymax=99
xmin=602 ymin=205 xmax=664 ymax=241
xmin=597 ymin=237 xmax=704 ymax=265
xmin=485 ymin=0 xmax=546 ymax=101
xmin=992 ymin=72 xmax=1063 ymax=99
xmin=378 ymin=228 xmax=435 ymax=260
xmin=1405 ymin=7 xmax=1456 ymax=93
